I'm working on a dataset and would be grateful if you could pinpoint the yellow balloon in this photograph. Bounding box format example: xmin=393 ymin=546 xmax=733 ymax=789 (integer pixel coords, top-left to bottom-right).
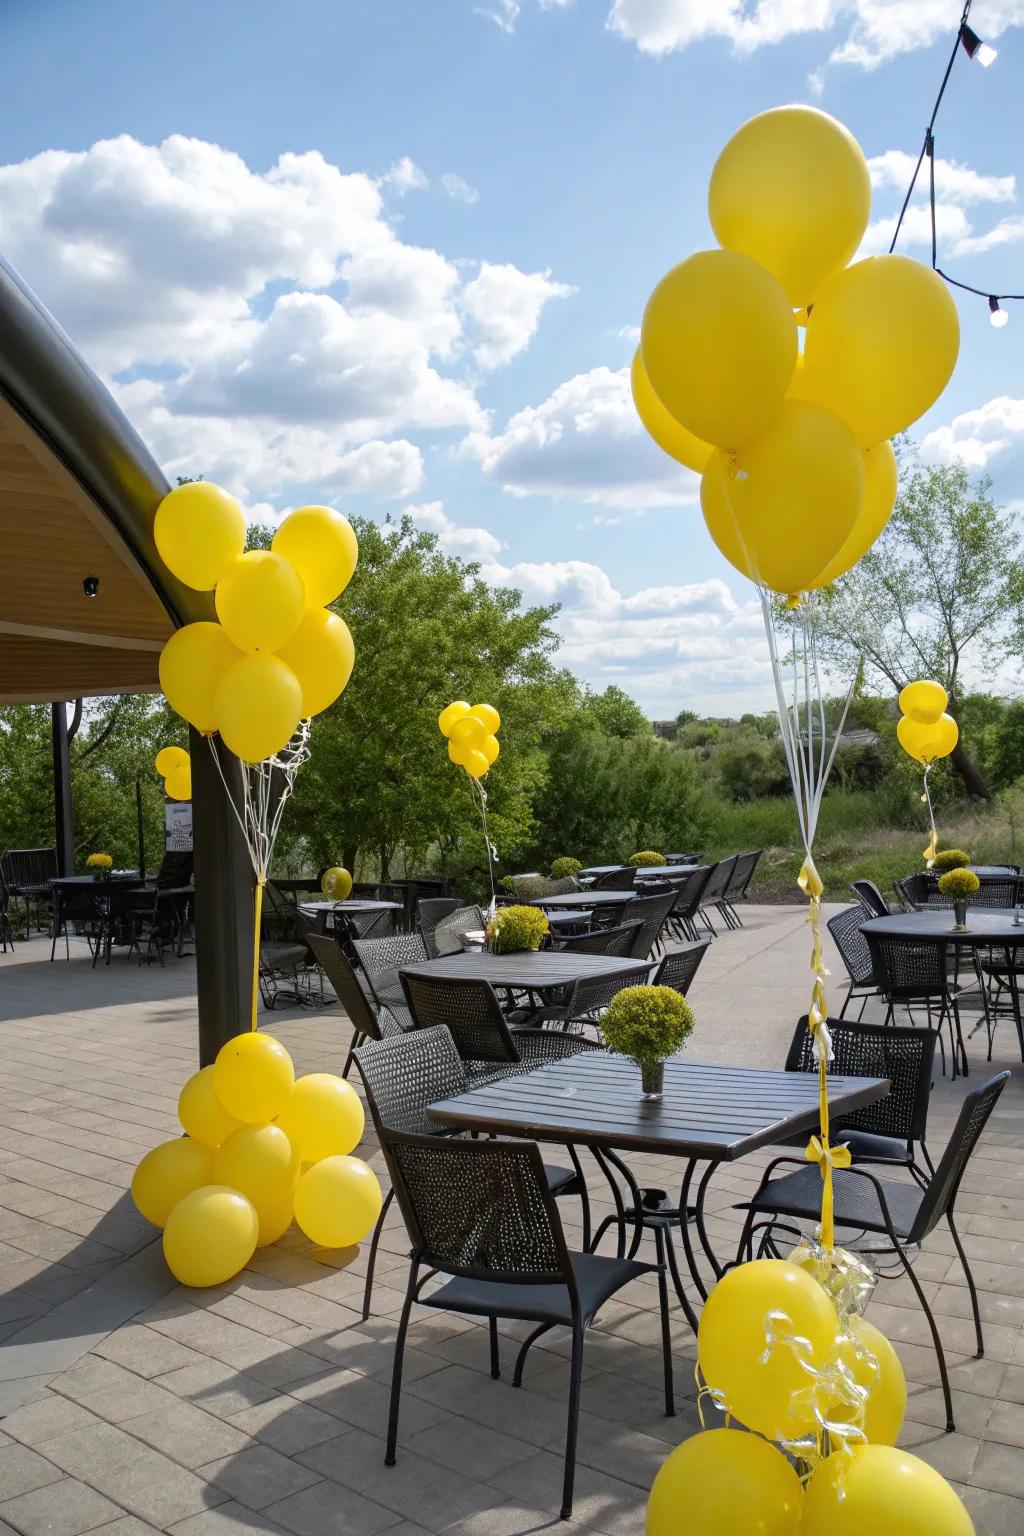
xmin=646 ymin=1428 xmax=802 ymax=1536
xmin=449 ymin=714 xmax=487 ymax=749
xmin=164 ymin=764 xmax=192 ymax=802
xmin=802 ymin=255 xmax=960 ymax=447
xmin=470 ymin=703 xmax=501 ymax=734
xmin=641 ymin=249 xmax=797 ymax=450
xmin=162 ymin=1185 xmax=259 ymax=1288
xmin=709 ymin=106 xmax=871 ymax=308
xmin=213 ymin=1124 xmax=297 ymax=1211
xmin=131 ymin=1138 xmax=214 ymax=1228
xmin=480 ymin=734 xmax=500 ymax=766
xmin=700 ymin=401 xmax=864 ymax=594
xmin=802 ymin=1445 xmax=974 ymax=1536
xmin=154 ymin=482 xmax=246 ymax=592
xmin=438 ymin=701 xmax=471 ymax=738
xmin=900 ymin=679 xmax=948 ymax=724
xmin=271 ymin=505 xmax=358 ymax=609
xmin=178 ymin=1065 xmax=243 ymax=1147
xmin=810 ymin=439 xmax=898 ymax=588
xmin=275 ymin=610 xmax=355 ymax=717
xmin=630 ymin=351 xmax=712 ymax=475
xmin=214 ymin=652 xmax=303 ymax=762
xmin=698 ymin=1259 xmax=838 ymax=1441
xmin=256 ymin=1192 xmax=295 ymax=1247
xmin=293 ymin=1155 xmax=383 ymax=1248
xmin=155 ymin=746 xmax=189 ymax=776
xmin=213 ymin=1033 xmax=295 ymax=1124
xmin=448 ymin=738 xmax=472 ymax=768
xmin=321 ymin=866 xmax=353 ymax=900
xmin=159 ymin=622 xmax=243 ymax=734
xmin=897 ymin=713 xmax=959 ymax=765
xmin=276 ymin=1074 xmax=365 ymax=1163
xmin=215 ymin=550 xmax=306 ymax=654
xmin=463 ymin=748 xmax=490 ymax=779
xmin=824 ymin=1317 xmax=906 ymax=1447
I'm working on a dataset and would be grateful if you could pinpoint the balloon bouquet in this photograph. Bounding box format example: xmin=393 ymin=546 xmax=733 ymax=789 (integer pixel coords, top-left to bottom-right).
xmin=131 ymin=483 xmax=380 ymax=1284
xmin=437 ymin=701 xmax=502 ymax=912
xmin=634 ymin=108 xmax=973 ymax=1535
xmin=897 ymin=680 xmax=959 ymax=865
xmin=155 ymin=746 xmax=191 ymax=802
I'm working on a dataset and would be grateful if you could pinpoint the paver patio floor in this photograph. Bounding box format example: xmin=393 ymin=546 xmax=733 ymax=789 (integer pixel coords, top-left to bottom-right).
xmin=1 ymin=904 xmax=1023 ymax=1534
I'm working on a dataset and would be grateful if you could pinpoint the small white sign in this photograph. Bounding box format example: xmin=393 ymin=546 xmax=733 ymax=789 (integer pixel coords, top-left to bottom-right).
xmin=165 ymin=799 xmax=193 ymax=851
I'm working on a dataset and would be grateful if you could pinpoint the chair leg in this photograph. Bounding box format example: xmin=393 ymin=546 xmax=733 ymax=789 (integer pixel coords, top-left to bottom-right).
xmin=838 ymin=985 xmax=852 ymax=1021
xmin=489 ymin=1316 xmax=501 ymax=1379
xmin=362 ymin=1186 xmax=395 ymax=1321
xmin=342 ymin=1030 xmax=366 ymax=1080
xmin=654 ymin=1229 xmax=675 ymax=1416
xmin=385 ymin=1266 xmax=418 ymax=1466
xmin=946 ymin=1211 xmax=984 ymax=1359
xmin=896 ymin=1239 xmax=955 ymax=1432
xmin=951 ymin=994 xmax=968 ymax=1078
xmin=561 ymin=1323 xmax=585 ymax=1520
xmin=512 ymin=1321 xmax=555 ymax=1387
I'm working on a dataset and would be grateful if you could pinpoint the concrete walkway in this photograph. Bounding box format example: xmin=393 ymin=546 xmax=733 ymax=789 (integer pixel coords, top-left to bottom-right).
xmin=1 ymin=906 xmax=1022 ymax=1534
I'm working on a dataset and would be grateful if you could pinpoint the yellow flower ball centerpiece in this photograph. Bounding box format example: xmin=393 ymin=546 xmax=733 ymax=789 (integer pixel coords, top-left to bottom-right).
xmin=601 ymin=984 xmax=694 ymax=1100
xmin=628 ymin=850 xmax=666 ymax=868
xmin=550 ymin=856 xmax=583 ymax=880
xmin=931 ymin=848 xmax=971 ymax=873
xmin=485 ymin=904 xmax=549 ymax=955
xmin=938 ymin=867 xmax=980 ymax=932
xmin=85 ymin=852 xmax=113 ymax=881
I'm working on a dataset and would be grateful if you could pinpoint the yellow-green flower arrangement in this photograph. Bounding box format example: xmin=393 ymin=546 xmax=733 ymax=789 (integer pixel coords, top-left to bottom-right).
xmin=602 ymin=985 xmax=694 ymax=1073
xmin=628 ymin=850 xmax=666 ymax=867
xmin=485 ymin=904 xmax=549 ymax=955
xmin=937 ymin=868 xmax=980 ymax=900
xmin=86 ymin=852 xmax=113 ymax=871
xmin=932 ymin=848 xmax=971 ymax=873
xmin=550 ymin=857 xmax=583 ymax=880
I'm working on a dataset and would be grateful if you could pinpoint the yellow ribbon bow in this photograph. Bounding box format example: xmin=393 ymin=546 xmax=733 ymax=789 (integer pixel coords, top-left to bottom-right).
xmin=806 ymin=1136 xmax=851 ymax=1252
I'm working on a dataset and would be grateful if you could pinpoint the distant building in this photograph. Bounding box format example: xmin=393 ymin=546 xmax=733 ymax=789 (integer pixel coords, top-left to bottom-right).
xmin=651 ymin=720 xmax=677 ymax=740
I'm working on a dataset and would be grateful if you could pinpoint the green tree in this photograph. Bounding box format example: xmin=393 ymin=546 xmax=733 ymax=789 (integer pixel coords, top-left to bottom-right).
xmin=989 ymin=701 xmax=1024 ymax=791
xmin=813 ymin=453 xmax=1024 ymax=799
xmin=578 ymin=685 xmax=650 ymax=739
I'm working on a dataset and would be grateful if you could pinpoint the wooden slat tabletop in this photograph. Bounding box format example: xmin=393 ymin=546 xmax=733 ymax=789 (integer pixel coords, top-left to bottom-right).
xmin=400 ymin=951 xmax=651 ymax=989
xmin=427 ymin=1051 xmax=889 ymax=1159
xmin=530 ymin=891 xmax=632 ymax=910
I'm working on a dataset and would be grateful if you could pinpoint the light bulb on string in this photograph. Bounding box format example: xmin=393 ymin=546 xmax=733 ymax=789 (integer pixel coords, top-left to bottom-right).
xmin=989 ymin=296 xmax=1009 ymax=329
xmin=960 ymin=24 xmax=998 ymax=67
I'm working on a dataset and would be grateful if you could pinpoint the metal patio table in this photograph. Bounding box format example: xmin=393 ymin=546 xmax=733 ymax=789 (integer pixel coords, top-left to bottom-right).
xmin=529 ymin=890 xmax=632 ymax=911
xmin=401 ymin=949 xmax=651 ymax=990
xmin=299 ymin=898 xmax=403 ymax=935
xmin=427 ymin=1051 xmax=888 ymax=1329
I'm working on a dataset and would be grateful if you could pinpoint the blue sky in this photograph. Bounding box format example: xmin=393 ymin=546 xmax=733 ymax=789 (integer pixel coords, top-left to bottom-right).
xmin=3 ymin=0 xmax=1023 ymax=712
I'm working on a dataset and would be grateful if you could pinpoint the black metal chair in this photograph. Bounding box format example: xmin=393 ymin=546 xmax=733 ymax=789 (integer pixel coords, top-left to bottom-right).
xmin=827 ymin=905 xmax=884 ymax=1020
xmin=379 ymin=1128 xmax=674 ymax=1518
xmin=718 ymin=850 xmax=762 ymax=927
xmin=865 ymin=930 xmax=967 ymax=1078
xmin=555 ymin=921 xmax=642 ymax=957
xmin=152 ymin=849 xmax=193 ymax=888
xmin=49 ymin=882 xmax=102 ymax=961
xmin=850 ymin=878 xmax=889 ymax=918
xmin=784 ymin=1016 xmax=937 ymax=1180
xmin=416 ymin=897 xmax=464 ymax=957
xmin=354 ymin=1026 xmax=592 ymax=1321
xmin=591 ymin=866 xmax=638 ymax=892
xmin=663 ymin=865 xmax=713 ymax=943
xmin=354 ymin=933 xmax=429 ymax=1017
xmin=970 ymin=878 xmax=1018 ymax=910
xmin=528 ymin=965 xmax=646 ymax=1038
xmin=0 ymin=877 xmax=14 ymax=953
xmin=650 ymin=939 xmax=710 ymax=997
xmin=894 ymin=872 xmax=931 ymax=911
xmin=737 ymin=1070 xmax=1010 ymax=1434
xmin=308 ymin=933 xmax=409 ymax=1076
xmin=401 ymin=971 xmax=604 ymax=1080
xmin=617 ymin=889 xmax=678 ymax=960
xmin=697 ymin=856 xmax=739 ymax=936
xmin=1 ymin=847 xmax=57 ymax=938
xmin=432 ymin=904 xmax=486 ymax=957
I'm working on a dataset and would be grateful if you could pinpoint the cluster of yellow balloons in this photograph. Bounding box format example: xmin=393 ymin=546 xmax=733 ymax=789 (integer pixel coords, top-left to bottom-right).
xmin=648 ymin=1258 xmax=973 ymax=1536
xmin=155 ymin=746 xmax=191 ymax=802
xmin=156 ymin=483 xmax=358 ymax=763
xmin=438 ymin=701 xmax=501 ymax=780
xmin=634 ymin=105 xmax=960 ymax=598
xmin=321 ymin=866 xmax=353 ymax=900
xmin=131 ymin=1033 xmax=382 ymax=1287
xmin=897 ymin=679 xmax=959 ymax=765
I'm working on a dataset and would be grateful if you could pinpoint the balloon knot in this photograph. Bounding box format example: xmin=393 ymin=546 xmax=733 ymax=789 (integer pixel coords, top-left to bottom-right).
xmin=785 ymin=593 xmax=803 ymax=609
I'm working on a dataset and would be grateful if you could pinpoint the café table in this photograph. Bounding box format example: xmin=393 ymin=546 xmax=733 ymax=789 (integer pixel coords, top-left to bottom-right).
xmin=401 ymin=949 xmax=650 ymax=990
xmin=299 ymin=898 xmax=403 ymax=935
xmin=427 ymin=1050 xmax=888 ymax=1329
xmin=530 ymin=890 xmax=632 ymax=911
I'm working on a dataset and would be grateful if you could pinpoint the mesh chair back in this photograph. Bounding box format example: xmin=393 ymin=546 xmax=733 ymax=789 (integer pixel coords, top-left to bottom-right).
xmin=0 ymin=848 xmax=57 ymax=890
xmin=558 ymin=921 xmax=642 ymax=956
xmin=382 ymin=1129 xmax=572 ymax=1283
xmin=827 ymin=906 xmax=876 ymax=988
xmin=619 ymin=890 xmax=678 ymax=958
xmin=592 ymin=866 xmax=638 ymax=891
xmin=970 ymin=879 xmax=1018 ymax=909
xmin=910 ymin=1071 xmax=1010 ymax=1243
xmin=850 ymin=879 xmax=889 ymax=918
xmin=401 ymin=972 xmax=519 ymax=1065
xmin=354 ymin=1025 xmax=467 ymax=1136
xmin=308 ymin=933 xmax=399 ymax=1041
xmin=700 ymin=856 xmax=738 ymax=907
xmin=354 ymin=933 xmax=428 ymax=1009
xmin=669 ymin=865 xmax=714 ymax=922
xmin=725 ymin=851 xmax=762 ymax=901
xmin=154 ymin=850 xmax=193 ymax=887
xmin=865 ymin=932 xmax=950 ymax=1000
xmin=651 ymin=940 xmax=710 ymax=996
xmin=785 ymin=1016 xmax=936 ymax=1144
xmin=417 ymin=898 xmax=463 ymax=956
xmin=894 ymin=873 xmax=930 ymax=911
xmin=434 ymin=905 xmax=486 ymax=957
xmin=560 ymin=965 xmax=646 ymax=1023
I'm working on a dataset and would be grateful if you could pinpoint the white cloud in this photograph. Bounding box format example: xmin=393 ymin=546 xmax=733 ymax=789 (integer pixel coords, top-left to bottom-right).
xmin=617 ymin=323 xmax=641 ymax=342
xmin=862 ymin=147 xmax=1021 ymax=259
xmin=405 ymin=501 xmax=504 ymax=560
xmin=381 ymin=156 xmax=429 ymax=197
xmin=440 ymin=172 xmax=480 ymax=204
xmin=860 ymin=202 xmax=971 ymax=255
xmin=921 ymin=396 xmax=1024 ymax=470
xmin=867 ymin=150 xmax=1015 ymax=207
xmin=954 ymin=214 xmax=1024 ymax=257
xmin=477 ymin=0 xmax=520 ymax=32
xmin=460 ymin=262 xmax=576 ymax=369
xmin=464 ymin=365 xmax=699 ymax=508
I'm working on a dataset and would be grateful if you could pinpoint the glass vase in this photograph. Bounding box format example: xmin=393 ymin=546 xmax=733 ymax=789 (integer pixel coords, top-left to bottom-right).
xmin=639 ymin=1060 xmax=664 ymax=1101
xmin=953 ymin=898 xmax=968 ymax=931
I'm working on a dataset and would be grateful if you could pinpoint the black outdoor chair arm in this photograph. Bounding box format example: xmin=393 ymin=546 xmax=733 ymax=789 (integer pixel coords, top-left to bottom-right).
xmin=742 ymin=1154 xmax=907 ymax=1243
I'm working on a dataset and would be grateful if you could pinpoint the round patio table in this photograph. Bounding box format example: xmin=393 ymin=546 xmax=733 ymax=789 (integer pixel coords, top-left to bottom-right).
xmin=299 ymin=898 xmax=402 ymax=936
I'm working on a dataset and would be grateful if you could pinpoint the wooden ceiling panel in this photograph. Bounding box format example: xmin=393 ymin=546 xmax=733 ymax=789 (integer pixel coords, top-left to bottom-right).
xmin=0 ymin=632 xmax=159 ymax=702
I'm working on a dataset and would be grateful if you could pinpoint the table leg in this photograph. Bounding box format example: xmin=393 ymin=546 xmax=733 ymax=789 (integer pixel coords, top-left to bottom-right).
xmin=590 ymin=1147 xmax=627 ymax=1259
xmin=601 ymin=1148 xmax=646 ymax=1261
xmin=693 ymin=1161 xmax=724 ymax=1281
xmin=1007 ymin=955 xmax=1024 ymax=1061
xmin=677 ymin=1158 xmax=709 ymax=1302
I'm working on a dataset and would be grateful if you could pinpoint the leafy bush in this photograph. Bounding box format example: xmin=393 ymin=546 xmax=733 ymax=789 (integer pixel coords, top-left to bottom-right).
xmin=501 ymin=874 xmax=552 ymax=900
xmin=550 ymin=856 xmax=583 ymax=879
xmin=629 ymin=850 xmax=666 ymax=867
xmin=937 ymin=868 xmax=980 ymax=899
xmin=932 ymin=848 xmax=970 ymax=872
xmin=486 ymin=904 xmax=549 ymax=954
xmin=602 ymin=985 xmax=694 ymax=1069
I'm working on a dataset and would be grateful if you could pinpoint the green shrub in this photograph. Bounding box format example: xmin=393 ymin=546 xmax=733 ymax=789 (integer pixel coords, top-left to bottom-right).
xmin=628 ymin=850 xmax=666 ymax=867
xmin=486 ymin=904 xmax=549 ymax=954
xmin=601 ymin=985 xmax=694 ymax=1069
xmin=550 ymin=856 xmax=583 ymax=879
xmin=499 ymin=875 xmax=518 ymax=893
xmin=937 ymin=868 xmax=980 ymax=899
xmin=502 ymin=874 xmax=551 ymax=901
xmin=931 ymin=848 xmax=970 ymax=872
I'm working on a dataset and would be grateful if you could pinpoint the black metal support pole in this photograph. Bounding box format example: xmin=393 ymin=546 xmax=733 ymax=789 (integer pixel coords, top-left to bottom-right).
xmin=50 ymin=702 xmax=75 ymax=876
xmin=190 ymin=728 xmax=254 ymax=1065
xmin=135 ymin=778 xmax=146 ymax=878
